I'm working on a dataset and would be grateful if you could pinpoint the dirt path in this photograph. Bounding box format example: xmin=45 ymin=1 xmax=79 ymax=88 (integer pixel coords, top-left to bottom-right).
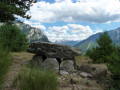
xmin=1 ymin=52 xmax=34 ymax=90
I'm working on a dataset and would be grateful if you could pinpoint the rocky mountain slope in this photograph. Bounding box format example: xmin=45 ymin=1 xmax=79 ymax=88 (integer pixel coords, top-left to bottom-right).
xmin=54 ymin=39 xmax=80 ymax=46
xmin=15 ymin=22 xmax=49 ymax=43
xmin=75 ymin=27 xmax=120 ymax=52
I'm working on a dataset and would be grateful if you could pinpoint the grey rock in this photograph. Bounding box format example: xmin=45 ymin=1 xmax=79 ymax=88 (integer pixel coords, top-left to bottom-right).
xmin=59 ymin=79 xmax=70 ymax=87
xmin=80 ymin=72 xmax=88 ymax=78
xmin=77 ymin=64 xmax=95 ymax=73
xmin=27 ymin=42 xmax=81 ymax=59
xmin=60 ymin=60 xmax=75 ymax=73
xmin=60 ymin=70 xmax=69 ymax=75
xmin=70 ymin=77 xmax=80 ymax=84
xmin=32 ymin=55 xmax=44 ymax=66
xmin=92 ymin=67 xmax=107 ymax=82
xmin=72 ymin=84 xmax=87 ymax=90
xmin=42 ymin=58 xmax=59 ymax=72
xmin=80 ymin=72 xmax=93 ymax=78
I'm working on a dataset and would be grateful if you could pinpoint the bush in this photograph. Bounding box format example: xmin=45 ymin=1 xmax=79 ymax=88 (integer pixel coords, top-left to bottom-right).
xmin=0 ymin=44 xmax=12 ymax=86
xmin=13 ymin=67 xmax=58 ymax=90
xmin=107 ymin=53 xmax=120 ymax=89
xmin=0 ymin=23 xmax=29 ymax=52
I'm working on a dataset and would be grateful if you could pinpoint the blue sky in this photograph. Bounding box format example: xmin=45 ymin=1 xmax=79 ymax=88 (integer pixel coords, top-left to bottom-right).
xmin=21 ymin=0 xmax=120 ymax=42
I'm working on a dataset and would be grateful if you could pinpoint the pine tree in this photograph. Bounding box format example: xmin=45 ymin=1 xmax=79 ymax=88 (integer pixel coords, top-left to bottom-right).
xmin=0 ymin=23 xmax=29 ymax=51
xmin=86 ymin=31 xmax=116 ymax=63
xmin=96 ymin=31 xmax=115 ymax=62
xmin=107 ymin=52 xmax=120 ymax=89
xmin=0 ymin=0 xmax=36 ymax=22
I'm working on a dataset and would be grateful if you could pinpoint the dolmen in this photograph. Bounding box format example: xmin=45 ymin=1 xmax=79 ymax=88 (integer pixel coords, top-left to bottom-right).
xmin=27 ymin=42 xmax=82 ymax=73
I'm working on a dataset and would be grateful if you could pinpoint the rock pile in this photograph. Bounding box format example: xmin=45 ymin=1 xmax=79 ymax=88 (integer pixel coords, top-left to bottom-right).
xmin=27 ymin=42 xmax=109 ymax=89
xmin=27 ymin=42 xmax=81 ymax=73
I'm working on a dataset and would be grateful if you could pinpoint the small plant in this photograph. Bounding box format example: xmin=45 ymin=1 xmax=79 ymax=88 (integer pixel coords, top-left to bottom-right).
xmin=12 ymin=67 xmax=58 ymax=90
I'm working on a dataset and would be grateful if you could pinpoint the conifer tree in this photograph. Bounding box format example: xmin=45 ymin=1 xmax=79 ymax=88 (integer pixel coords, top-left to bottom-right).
xmin=96 ymin=31 xmax=115 ymax=62
xmin=86 ymin=31 xmax=116 ymax=63
xmin=0 ymin=0 xmax=36 ymax=22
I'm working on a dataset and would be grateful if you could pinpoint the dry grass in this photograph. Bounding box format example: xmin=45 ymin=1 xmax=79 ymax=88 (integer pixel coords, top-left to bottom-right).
xmin=11 ymin=51 xmax=34 ymax=60
xmin=75 ymin=55 xmax=92 ymax=66
xmin=75 ymin=55 xmax=107 ymax=70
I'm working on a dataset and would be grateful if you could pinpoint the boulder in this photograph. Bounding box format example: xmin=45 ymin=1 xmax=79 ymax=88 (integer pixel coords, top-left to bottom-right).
xmin=79 ymin=72 xmax=93 ymax=78
xmin=31 ymin=55 xmax=44 ymax=66
xmin=60 ymin=60 xmax=75 ymax=73
xmin=77 ymin=64 xmax=108 ymax=84
xmin=42 ymin=58 xmax=59 ymax=72
xmin=60 ymin=70 xmax=69 ymax=75
xmin=27 ymin=42 xmax=81 ymax=59
xmin=92 ymin=67 xmax=107 ymax=82
xmin=77 ymin=64 xmax=95 ymax=73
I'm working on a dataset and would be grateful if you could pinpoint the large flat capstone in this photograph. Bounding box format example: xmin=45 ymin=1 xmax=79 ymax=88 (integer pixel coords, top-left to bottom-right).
xmin=27 ymin=42 xmax=81 ymax=59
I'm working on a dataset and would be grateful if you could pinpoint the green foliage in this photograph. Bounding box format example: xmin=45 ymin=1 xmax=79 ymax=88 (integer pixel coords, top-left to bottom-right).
xmin=0 ymin=44 xmax=12 ymax=86
xmin=0 ymin=0 xmax=36 ymax=22
xmin=86 ymin=31 xmax=116 ymax=63
xmin=0 ymin=24 xmax=29 ymax=52
xmin=107 ymin=52 xmax=120 ymax=90
xmin=13 ymin=67 xmax=58 ymax=90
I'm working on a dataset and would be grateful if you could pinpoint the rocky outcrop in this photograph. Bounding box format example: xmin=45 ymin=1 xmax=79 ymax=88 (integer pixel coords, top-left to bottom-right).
xmin=77 ymin=64 xmax=107 ymax=80
xmin=77 ymin=64 xmax=109 ymax=89
xmin=27 ymin=42 xmax=81 ymax=59
xmin=15 ymin=21 xmax=49 ymax=43
xmin=26 ymin=42 xmax=109 ymax=89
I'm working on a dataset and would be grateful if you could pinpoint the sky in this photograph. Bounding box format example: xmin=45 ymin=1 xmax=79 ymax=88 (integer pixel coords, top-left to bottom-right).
xmin=20 ymin=0 xmax=120 ymax=42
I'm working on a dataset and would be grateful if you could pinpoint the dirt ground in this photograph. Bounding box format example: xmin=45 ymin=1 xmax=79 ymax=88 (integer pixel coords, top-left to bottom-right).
xmin=1 ymin=52 xmax=34 ymax=90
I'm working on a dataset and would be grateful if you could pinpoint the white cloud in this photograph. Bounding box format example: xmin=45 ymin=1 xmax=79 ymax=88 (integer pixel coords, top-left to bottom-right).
xmin=26 ymin=0 xmax=120 ymax=23
xmin=24 ymin=20 xmax=46 ymax=30
xmin=44 ymin=24 xmax=100 ymax=42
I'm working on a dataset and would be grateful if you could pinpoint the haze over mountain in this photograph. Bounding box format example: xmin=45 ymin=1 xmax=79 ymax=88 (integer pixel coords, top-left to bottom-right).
xmin=75 ymin=27 xmax=120 ymax=52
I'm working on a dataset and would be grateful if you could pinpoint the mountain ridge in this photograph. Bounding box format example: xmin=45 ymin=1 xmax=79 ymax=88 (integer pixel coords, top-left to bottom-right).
xmin=75 ymin=27 xmax=120 ymax=52
xmin=15 ymin=22 xmax=50 ymax=43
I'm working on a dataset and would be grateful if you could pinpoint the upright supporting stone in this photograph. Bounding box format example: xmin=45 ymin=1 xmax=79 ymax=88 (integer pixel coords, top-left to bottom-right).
xmin=32 ymin=55 xmax=44 ymax=66
xmin=42 ymin=58 xmax=59 ymax=73
xmin=60 ymin=60 xmax=75 ymax=73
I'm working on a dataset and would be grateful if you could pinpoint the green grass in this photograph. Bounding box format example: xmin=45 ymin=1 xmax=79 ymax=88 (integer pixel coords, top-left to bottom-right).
xmin=0 ymin=45 xmax=12 ymax=87
xmin=12 ymin=67 xmax=58 ymax=90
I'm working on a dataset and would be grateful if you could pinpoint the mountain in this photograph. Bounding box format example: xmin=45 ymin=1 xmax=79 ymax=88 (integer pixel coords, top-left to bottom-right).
xmin=54 ymin=39 xmax=80 ymax=46
xmin=75 ymin=27 xmax=120 ymax=52
xmin=15 ymin=22 xmax=49 ymax=43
